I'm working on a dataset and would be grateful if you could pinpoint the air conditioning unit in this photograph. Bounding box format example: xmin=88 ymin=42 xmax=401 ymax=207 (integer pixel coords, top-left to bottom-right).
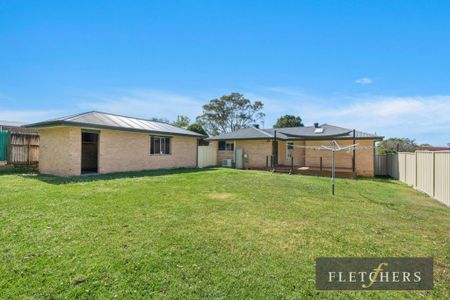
xmin=222 ymin=158 xmax=232 ymax=167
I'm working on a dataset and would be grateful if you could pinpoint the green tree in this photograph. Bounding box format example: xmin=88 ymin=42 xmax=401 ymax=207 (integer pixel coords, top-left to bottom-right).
xmin=172 ymin=115 xmax=191 ymax=128
xmin=187 ymin=123 xmax=207 ymax=136
xmin=197 ymin=93 xmax=265 ymax=134
xmin=273 ymin=115 xmax=304 ymax=128
xmin=376 ymin=138 xmax=417 ymax=155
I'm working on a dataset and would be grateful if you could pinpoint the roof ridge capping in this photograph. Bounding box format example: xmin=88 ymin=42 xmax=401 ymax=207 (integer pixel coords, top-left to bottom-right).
xmin=24 ymin=111 xmax=205 ymax=137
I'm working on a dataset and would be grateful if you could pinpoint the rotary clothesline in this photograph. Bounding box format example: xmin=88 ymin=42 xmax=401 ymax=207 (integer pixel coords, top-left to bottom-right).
xmin=287 ymin=140 xmax=363 ymax=195
xmin=287 ymin=142 xmax=375 ymax=151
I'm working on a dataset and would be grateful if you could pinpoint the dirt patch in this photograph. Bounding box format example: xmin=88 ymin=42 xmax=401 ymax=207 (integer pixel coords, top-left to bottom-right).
xmin=208 ymin=192 xmax=234 ymax=200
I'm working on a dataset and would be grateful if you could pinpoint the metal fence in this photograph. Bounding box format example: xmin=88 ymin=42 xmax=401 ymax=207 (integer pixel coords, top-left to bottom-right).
xmin=0 ymin=130 xmax=8 ymax=161
xmin=197 ymin=146 xmax=217 ymax=168
xmin=375 ymin=151 xmax=450 ymax=207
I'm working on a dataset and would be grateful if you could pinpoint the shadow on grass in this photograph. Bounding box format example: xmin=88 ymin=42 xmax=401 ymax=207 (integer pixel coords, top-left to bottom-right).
xmin=19 ymin=167 xmax=219 ymax=185
xmin=356 ymin=176 xmax=399 ymax=185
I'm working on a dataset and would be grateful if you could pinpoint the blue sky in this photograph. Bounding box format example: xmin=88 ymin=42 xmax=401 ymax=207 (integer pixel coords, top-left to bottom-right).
xmin=1 ymin=0 xmax=450 ymax=145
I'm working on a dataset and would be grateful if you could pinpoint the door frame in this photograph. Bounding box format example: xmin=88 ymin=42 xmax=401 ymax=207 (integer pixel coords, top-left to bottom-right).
xmin=81 ymin=130 xmax=100 ymax=174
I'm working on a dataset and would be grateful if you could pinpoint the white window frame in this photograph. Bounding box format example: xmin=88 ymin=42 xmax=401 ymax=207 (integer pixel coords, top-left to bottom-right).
xmin=150 ymin=135 xmax=171 ymax=155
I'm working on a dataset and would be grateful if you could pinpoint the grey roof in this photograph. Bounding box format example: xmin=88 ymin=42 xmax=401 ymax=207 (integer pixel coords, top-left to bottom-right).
xmin=205 ymin=127 xmax=275 ymax=140
xmin=24 ymin=111 xmax=205 ymax=137
xmin=207 ymin=124 xmax=383 ymax=141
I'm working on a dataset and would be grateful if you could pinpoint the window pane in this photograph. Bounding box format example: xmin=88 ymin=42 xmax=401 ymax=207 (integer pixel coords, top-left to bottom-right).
xmin=150 ymin=136 xmax=155 ymax=154
xmin=154 ymin=137 xmax=161 ymax=154
xmin=218 ymin=141 xmax=226 ymax=150
xmin=164 ymin=137 xmax=170 ymax=154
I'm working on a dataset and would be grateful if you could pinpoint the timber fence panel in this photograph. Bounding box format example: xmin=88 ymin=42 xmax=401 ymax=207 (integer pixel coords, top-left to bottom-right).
xmin=9 ymin=133 xmax=39 ymax=164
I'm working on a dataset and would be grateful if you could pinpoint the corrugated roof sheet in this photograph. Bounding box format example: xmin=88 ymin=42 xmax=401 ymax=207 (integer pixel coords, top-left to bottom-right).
xmin=207 ymin=124 xmax=383 ymax=140
xmin=24 ymin=111 xmax=205 ymax=137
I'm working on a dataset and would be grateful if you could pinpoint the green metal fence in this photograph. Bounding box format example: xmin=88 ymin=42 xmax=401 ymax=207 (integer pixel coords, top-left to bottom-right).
xmin=0 ymin=130 xmax=9 ymax=161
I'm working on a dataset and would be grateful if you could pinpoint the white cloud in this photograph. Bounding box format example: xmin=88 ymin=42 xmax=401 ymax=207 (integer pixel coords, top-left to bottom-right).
xmin=246 ymin=89 xmax=450 ymax=145
xmin=355 ymin=77 xmax=373 ymax=85
xmin=78 ymin=89 xmax=205 ymax=121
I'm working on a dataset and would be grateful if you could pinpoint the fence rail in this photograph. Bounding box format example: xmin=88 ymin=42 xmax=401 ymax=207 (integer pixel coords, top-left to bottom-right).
xmin=375 ymin=151 xmax=450 ymax=207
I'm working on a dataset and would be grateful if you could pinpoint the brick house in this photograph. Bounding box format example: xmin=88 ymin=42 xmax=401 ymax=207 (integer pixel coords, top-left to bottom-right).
xmin=25 ymin=111 xmax=205 ymax=176
xmin=207 ymin=124 xmax=383 ymax=177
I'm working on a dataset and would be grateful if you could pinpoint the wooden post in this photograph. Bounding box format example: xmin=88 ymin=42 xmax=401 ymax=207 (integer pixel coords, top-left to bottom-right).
xmin=290 ymin=155 xmax=294 ymax=174
xmin=7 ymin=131 xmax=11 ymax=164
xmin=320 ymin=157 xmax=323 ymax=177
xmin=27 ymin=135 xmax=30 ymax=165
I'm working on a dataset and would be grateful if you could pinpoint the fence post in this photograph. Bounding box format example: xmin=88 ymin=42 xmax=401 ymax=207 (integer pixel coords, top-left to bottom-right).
xmin=415 ymin=152 xmax=418 ymax=188
xmin=290 ymin=155 xmax=294 ymax=174
xmin=7 ymin=131 xmax=11 ymax=164
xmin=320 ymin=157 xmax=323 ymax=177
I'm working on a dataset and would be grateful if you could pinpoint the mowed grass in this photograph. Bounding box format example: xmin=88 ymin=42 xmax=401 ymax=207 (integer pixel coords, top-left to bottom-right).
xmin=0 ymin=168 xmax=449 ymax=299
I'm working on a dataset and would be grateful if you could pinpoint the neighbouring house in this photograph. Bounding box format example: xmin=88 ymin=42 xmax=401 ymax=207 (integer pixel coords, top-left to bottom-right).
xmin=207 ymin=124 xmax=383 ymax=176
xmin=24 ymin=111 xmax=205 ymax=176
xmin=0 ymin=120 xmax=36 ymax=133
xmin=416 ymin=145 xmax=450 ymax=151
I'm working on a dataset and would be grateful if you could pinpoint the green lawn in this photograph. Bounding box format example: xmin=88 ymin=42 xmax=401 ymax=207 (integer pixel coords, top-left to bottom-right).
xmin=0 ymin=168 xmax=449 ymax=299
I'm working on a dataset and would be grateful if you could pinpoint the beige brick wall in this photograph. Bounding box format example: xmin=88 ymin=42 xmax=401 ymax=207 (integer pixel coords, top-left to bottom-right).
xmin=38 ymin=126 xmax=198 ymax=176
xmin=210 ymin=138 xmax=375 ymax=176
xmin=98 ymin=129 xmax=197 ymax=174
xmin=38 ymin=127 xmax=81 ymax=176
xmin=210 ymin=141 xmax=234 ymax=165
xmin=278 ymin=140 xmax=305 ymax=166
xmin=304 ymin=139 xmax=374 ymax=176
xmin=235 ymin=140 xmax=272 ymax=168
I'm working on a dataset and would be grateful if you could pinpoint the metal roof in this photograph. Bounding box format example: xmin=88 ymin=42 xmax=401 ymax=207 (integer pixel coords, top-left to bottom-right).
xmin=207 ymin=124 xmax=383 ymax=141
xmin=24 ymin=111 xmax=205 ymax=137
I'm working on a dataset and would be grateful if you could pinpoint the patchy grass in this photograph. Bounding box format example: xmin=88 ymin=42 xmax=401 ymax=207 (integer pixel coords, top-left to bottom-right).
xmin=0 ymin=168 xmax=449 ymax=299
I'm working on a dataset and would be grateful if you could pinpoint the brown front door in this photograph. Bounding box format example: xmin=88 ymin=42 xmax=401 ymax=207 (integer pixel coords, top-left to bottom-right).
xmin=81 ymin=131 xmax=99 ymax=174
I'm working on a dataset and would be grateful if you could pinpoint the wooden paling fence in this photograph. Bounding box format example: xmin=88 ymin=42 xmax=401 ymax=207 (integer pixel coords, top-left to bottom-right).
xmin=375 ymin=151 xmax=450 ymax=207
xmin=9 ymin=132 xmax=40 ymax=165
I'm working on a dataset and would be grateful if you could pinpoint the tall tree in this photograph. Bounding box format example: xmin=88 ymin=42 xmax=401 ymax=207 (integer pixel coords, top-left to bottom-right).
xmin=376 ymin=138 xmax=417 ymax=155
xmin=197 ymin=93 xmax=265 ymax=134
xmin=273 ymin=115 xmax=304 ymax=128
xmin=172 ymin=115 xmax=191 ymax=128
xmin=150 ymin=117 xmax=170 ymax=123
xmin=187 ymin=123 xmax=207 ymax=136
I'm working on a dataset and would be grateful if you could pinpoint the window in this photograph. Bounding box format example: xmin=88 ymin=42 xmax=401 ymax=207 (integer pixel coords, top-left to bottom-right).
xmin=218 ymin=140 xmax=234 ymax=151
xmin=287 ymin=142 xmax=294 ymax=150
xmin=150 ymin=136 xmax=171 ymax=155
